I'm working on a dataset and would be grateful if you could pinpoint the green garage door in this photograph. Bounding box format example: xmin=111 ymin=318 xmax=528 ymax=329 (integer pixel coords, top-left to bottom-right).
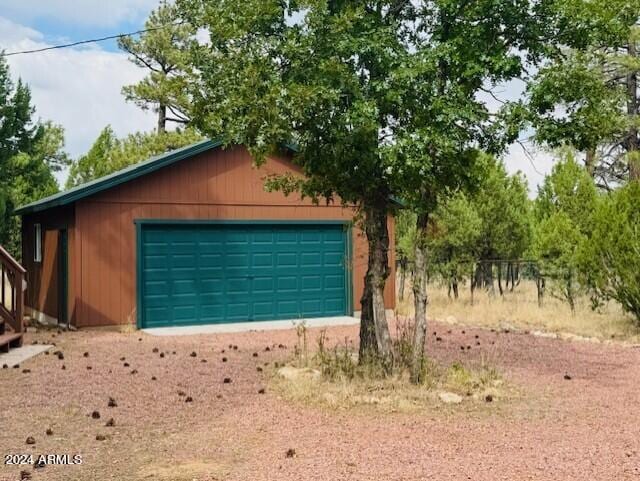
xmin=138 ymin=222 xmax=350 ymax=328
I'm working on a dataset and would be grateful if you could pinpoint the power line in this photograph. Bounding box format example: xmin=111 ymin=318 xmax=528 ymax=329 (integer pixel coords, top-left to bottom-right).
xmin=0 ymin=23 xmax=185 ymax=57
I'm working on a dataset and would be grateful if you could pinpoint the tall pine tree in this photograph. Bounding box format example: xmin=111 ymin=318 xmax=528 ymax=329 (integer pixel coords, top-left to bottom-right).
xmin=0 ymin=56 xmax=68 ymax=256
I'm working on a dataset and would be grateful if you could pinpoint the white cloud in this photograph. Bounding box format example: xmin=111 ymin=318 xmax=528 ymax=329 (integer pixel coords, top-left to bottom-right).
xmin=0 ymin=0 xmax=159 ymax=28
xmin=0 ymin=17 xmax=43 ymax=44
xmin=1 ymin=16 xmax=156 ymax=182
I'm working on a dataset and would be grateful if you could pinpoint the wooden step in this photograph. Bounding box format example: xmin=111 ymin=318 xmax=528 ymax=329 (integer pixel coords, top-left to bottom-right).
xmin=0 ymin=332 xmax=22 ymax=353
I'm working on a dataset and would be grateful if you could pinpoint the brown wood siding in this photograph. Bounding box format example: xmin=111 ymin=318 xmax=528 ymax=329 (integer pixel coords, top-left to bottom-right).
xmin=70 ymin=145 xmax=395 ymax=327
xmin=22 ymin=205 xmax=75 ymax=323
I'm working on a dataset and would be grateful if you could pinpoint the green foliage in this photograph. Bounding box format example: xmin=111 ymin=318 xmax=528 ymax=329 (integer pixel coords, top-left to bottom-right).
xmin=67 ymin=127 xmax=202 ymax=187
xmin=0 ymin=56 xmax=67 ymax=256
xmin=395 ymin=210 xmax=417 ymax=265
xmin=535 ymin=150 xmax=599 ymax=231
xmin=427 ymin=192 xmax=482 ymax=283
xmin=473 ymin=157 xmax=532 ymax=262
xmin=412 ymin=156 xmax=531 ymax=288
xmin=528 ymin=50 xmax=629 ymax=154
xmin=583 ymin=182 xmax=640 ymax=324
xmin=179 ymin=0 xmax=549 ymax=211
xmin=527 ymin=0 xmax=640 ymax=182
xmin=531 ymin=152 xmax=598 ymax=310
xmin=119 ymin=0 xmax=196 ymax=131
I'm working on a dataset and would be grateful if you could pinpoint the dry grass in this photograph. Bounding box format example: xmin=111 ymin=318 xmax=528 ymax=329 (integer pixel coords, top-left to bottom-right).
xmin=397 ymin=278 xmax=640 ymax=342
xmin=271 ymin=325 xmax=511 ymax=413
xmin=272 ymin=361 xmax=511 ymax=414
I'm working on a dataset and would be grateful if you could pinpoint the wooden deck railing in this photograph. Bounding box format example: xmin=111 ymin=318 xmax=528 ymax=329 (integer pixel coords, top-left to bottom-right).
xmin=0 ymin=244 xmax=25 ymax=336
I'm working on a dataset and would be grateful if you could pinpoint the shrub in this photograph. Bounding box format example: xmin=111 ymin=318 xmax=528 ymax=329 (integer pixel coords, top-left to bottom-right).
xmin=584 ymin=182 xmax=640 ymax=325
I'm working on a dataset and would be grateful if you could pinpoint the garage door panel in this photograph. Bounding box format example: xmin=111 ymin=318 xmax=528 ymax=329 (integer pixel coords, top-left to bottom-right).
xmin=325 ymin=298 xmax=346 ymax=313
xmin=227 ymin=302 xmax=250 ymax=319
xmin=300 ymin=231 xmax=322 ymax=243
xmin=145 ymin=306 xmax=169 ymax=323
xmin=201 ymin=278 xmax=224 ymax=292
xmin=144 ymin=254 xmax=168 ymax=268
xmin=172 ymin=279 xmax=196 ymax=295
xmin=173 ymin=305 xmax=197 ymax=322
xmin=302 ymin=275 xmax=322 ymax=291
xmin=252 ymin=252 xmax=274 ymax=267
xmin=226 ymin=253 xmax=249 ymax=268
xmin=140 ymin=223 xmax=349 ymax=327
xmin=227 ymin=277 xmax=250 ymax=295
xmin=276 ymin=231 xmax=297 ymax=243
xmin=276 ymin=252 xmax=297 ymax=267
xmin=253 ymin=276 xmax=274 ymax=293
xmin=325 ymin=274 xmax=345 ymax=289
xmin=252 ymin=231 xmax=274 ymax=243
xmin=277 ymin=300 xmax=299 ymax=316
xmin=301 ymin=252 xmax=322 ymax=267
xmin=253 ymin=301 xmax=275 ymax=318
xmin=301 ymin=299 xmax=322 ymax=314
xmin=277 ymin=276 xmax=298 ymax=292
xmin=199 ymin=253 xmax=223 ymax=267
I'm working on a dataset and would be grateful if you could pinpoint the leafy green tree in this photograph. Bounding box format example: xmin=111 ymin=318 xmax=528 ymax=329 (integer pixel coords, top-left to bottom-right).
xmin=179 ymin=0 xmax=424 ymax=362
xmin=178 ymin=0 xmax=551 ymax=373
xmin=380 ymin=0 xmax=548 ymax=382
xmin=472 ymin=157 xmax=532 ymax=294
xmin=119 ymin=0 xmax=196 ymax=133
xmin=583 ymin=181 xmax=640 ymax=324
xmin=527 ymin=0 xmax=640 ymax=183
xmin=535 ymin=151 xmax=598 ymax=232
xmin=395 ymin=210 xmax=416 ymax=301
xmin=532 ymin=211 xmax=586 ymax=311
xmin=427 ymin=193 xmax=482 ymax=300
xmin=0 ymin=56 xmax=67 ymax=256
xmin=531 ymin=152 xmax=598 ymax=311
xmin=67 ymin=127 xmax=202 ymax=187
xmin=66 ymin=126 xmax=118 ymax=187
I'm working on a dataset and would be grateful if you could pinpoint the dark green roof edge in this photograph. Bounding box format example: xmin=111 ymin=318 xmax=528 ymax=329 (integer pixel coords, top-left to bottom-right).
xmin=389 ymin=196 xmax=406 ymax=208
xmin=16 ymin=139 xmax=223 ymax=215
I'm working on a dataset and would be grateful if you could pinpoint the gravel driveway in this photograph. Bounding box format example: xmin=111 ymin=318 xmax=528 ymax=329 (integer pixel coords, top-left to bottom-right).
xmin=1 ymin=321 xmax=639 ymax=481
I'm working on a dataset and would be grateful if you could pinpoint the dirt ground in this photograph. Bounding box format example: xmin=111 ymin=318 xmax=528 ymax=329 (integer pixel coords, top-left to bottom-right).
xmin=1 ymin=321 xmax=639 ymax=481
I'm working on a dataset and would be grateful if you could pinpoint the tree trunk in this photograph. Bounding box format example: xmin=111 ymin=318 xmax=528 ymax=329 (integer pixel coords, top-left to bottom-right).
xmin=536 ymin=272 xmax=545 ymax=308
xmin=451 ymin=276 xmax=459 ymax=300
xmin=627 ymin=41 xmax=640 ymax=181
xmin=483 ymin=261 xmax=495 ymax=295
xmin=157 ymin=103 xmax=167 ymax=134
xmin=398 ymin=258 xmax=406 ymax=301
xmin=359 ymin=204 xmax=393 ymax=365
xmin=497 ymin=262 xmax=503 ymax=296
xmin=585 ymin=148 xmax=597 ymax=178
xmin=358 ymin=278 xmax=377 ymax=361
xmin=474 ymin=263 xmax=483 ymax=291
xmin=410 ymin=213 xmax=429 ymax=384
xmin=470 ymin=263 xmax=476 ymax=306
xmin=566 ymin=271 xmax=576 ymax=314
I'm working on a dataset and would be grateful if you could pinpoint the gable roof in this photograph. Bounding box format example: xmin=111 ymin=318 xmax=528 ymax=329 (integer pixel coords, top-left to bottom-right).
xmin=15 ymin=139 xmax=223 ymax=215
xmin=16 ymin=138 xmax=403 ymax=215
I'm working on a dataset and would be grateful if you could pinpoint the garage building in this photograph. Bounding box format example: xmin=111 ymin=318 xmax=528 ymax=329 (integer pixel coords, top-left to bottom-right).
xmin=16 ymin=140 xmax=396 ymax=329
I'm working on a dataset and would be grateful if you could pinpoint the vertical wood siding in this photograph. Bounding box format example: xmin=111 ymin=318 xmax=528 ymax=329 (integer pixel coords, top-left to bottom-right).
xmin=22 ymin=206 xmax=76 ymax=323
xmin=69 ymin=146 xmax=394 ymax=327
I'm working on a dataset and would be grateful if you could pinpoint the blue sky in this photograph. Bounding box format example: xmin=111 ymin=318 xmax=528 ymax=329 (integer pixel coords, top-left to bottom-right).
xmin=0 ymin=0 xmax=554 ymax=192
xmin=0 ymin=0 xmax=159 ymax=187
